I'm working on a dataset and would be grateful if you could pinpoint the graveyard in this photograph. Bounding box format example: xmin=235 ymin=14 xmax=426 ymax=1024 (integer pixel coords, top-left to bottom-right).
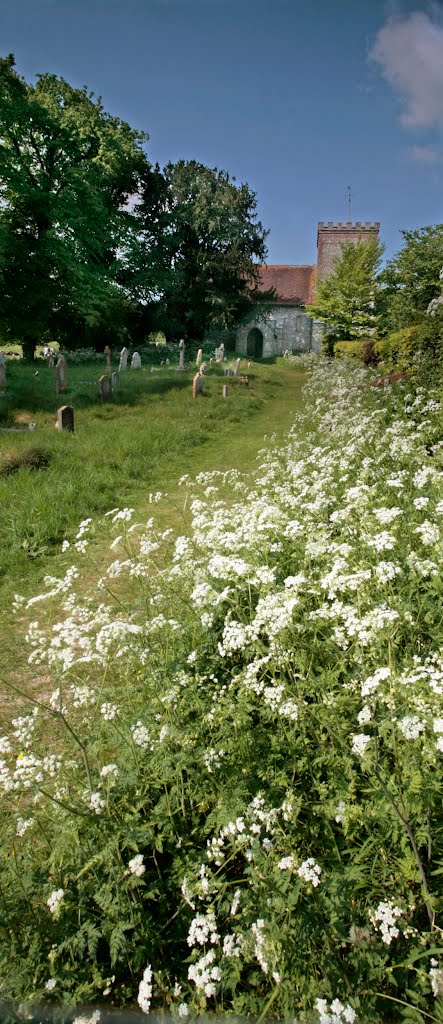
xmin=0 ymin=351 xmax=306 ymax=688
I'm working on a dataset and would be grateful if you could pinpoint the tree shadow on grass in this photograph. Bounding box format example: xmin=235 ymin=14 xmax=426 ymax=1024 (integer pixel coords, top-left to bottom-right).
xmin=0 ymin=365 xmax=191 ymax=422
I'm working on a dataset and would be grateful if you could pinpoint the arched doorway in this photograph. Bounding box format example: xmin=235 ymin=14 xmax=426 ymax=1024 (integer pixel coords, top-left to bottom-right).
xmin=246 ymin=327 xmax=263 ymax=358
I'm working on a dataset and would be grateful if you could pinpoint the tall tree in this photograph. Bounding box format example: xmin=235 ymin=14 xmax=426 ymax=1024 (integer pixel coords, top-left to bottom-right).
xmin=307 ymin=237 xmax=384 ymax=340
xmin=0 ymin=55 xmax=151 ymax=359
xmin=142 ymin=160 xmax=268 ymax=342
xmin=379 ymin=224 xmax=443 ymax=333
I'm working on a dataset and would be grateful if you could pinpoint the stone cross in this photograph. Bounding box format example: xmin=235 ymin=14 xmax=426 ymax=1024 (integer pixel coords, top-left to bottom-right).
xmin=0 ymin=354 xmax=6 ymax=390
xmin=223 ymin=385 xmax=228 ymax=398
xmin=196 ymin=348 xmax=203 ymax=367
xmin=131 ymin=352 xmax=142 ymax=369
xmin=234 ymin=358 xmax=241 ymax=376
xmin=99 ymin=375 xmax=112 ymax=401
xmin=119 ymin=347 xmax=128 ymax=371
xmin=192 ymin=372 xmax=203 ymax=398
xmin=178 ymin=339 xmax=185 ymax=372
xmin=111 ymin=371 xmax=119 ymax=388
xmin=104 ymin=345 xmax=111 ymax=369
xmin=57 ymin=405 xmax=74 ymax=432
xmin=56 ymin=355 xmax=67 ymax=394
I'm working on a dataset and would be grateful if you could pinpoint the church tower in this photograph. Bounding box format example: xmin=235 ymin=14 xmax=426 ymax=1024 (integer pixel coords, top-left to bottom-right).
xmin=316 ymin=220 xmax=380 ymax=282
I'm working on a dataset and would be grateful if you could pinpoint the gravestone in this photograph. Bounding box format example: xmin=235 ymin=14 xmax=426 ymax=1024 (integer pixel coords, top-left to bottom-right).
xmin=196 ymin=348 xmax=203 ymax=367
xmin=119 ymin=347 xmax=128 ymax=371
xmin=111 ymin=372 xmax=119 ymax=388
xmin=223 ymin=385 xmax=228 ymax=398
xmin=219 ymin=343 xmax=225 ymax=361
xmin=99 ymin=375 xmax=112 ymax=401
xmin=0 ymin=354 xmax=6 ymax=390
xmin=200 ymin=362 xmax=206 ymax=373
xmin=131 ymin=352 xmax=142 ymax=369
xmin=57 ymin=405 xmax=74 ymax=432
xmin=166 ymin=358 xmax=170 ymax=365
xmin=104 ymin=345 xmax=111 ymax=369
xmin=56 ymin=355 xmax=67 ymax=394
xmin=234 ymin=358 xmax=241 ymax=376
xmin=224 ymin=367 xmax=232 ymax=377
xmin=192 ymin=372 xmax=203 ymax=398
xmin=177 ymin=339 xmax=185 ymax=372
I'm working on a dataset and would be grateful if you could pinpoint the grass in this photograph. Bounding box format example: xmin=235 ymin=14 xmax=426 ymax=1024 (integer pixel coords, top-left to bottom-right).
xmin=0 ymin=356 xmax=306 ymax=693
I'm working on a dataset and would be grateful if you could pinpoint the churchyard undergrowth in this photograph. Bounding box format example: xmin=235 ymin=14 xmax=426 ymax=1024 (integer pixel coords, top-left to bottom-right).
xmin=1 ymin=355 xmax=443 ymax=1023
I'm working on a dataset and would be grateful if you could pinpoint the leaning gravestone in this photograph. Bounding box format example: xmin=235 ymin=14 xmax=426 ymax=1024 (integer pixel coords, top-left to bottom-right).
xmin=234 ymin=358 xmax=241 ymax=376
xmin=57 ymin=405 xmax=74 ymax=432
xmin=56 ymin=355 xmax=67 ymax=394
xmin=193 ymin=373 xmax=203 ymax=398
xmin=119 ymin=347 xmax=128 ymax=371
xmin=0 ymin=354 xmax=6 ymax=390
xmin=196 ymin=348 xmax=203 ymax=367
xmin=99 ymin=375 xmax=112 ymax=401
xmin=111 ymin=371 xmax=119 ymax=389
xmin=131 ymin=352 xmax=142 ymax=369
xmin=177 ymin=339 xmax=185 ymax=373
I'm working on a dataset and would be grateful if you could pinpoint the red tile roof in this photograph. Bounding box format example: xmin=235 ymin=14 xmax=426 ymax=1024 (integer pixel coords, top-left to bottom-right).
xmin=256 ymin=265 xmax=316 ymax=305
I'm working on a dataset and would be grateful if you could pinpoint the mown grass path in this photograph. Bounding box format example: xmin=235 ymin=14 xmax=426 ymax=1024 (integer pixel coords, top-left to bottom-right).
xmin=1 ymin=361 xmax=306 ymax=703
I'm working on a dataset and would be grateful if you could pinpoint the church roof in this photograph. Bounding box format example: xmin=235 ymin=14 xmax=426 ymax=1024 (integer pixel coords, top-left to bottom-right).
xmin=256 ymin=265 xmax=316 ymax=306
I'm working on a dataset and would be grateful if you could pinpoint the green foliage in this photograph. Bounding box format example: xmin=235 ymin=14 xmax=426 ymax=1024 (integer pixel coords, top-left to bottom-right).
xmin=307 ymin=237 xmax=384 ymax=340
xmin=147 ymin=159 xmax=268 ymax=343
xmin=380 ymin=225 xmax=443 ymax=333
xmin=374 ymin=327 xmax=419 ymax=373
xmin=0 ymin=55 xmax=152 ymax=359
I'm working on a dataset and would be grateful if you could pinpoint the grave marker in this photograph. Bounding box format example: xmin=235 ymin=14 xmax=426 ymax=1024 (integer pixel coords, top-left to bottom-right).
xmin=178 ymin=338 xmax=185 ymax=372
xmin=193 ymin=372 xmax=203 ymax=398
xmin=56 ymin=356 xmax=67 ymax=394
xmin=111 ymin=371 xmax=119 ymax=388
xmin=131 ymin=352 xmax=142 ymax=369
xmin=196 ymin=348 xmax=203 ymax=367
xmin=234 ymin=358 xmax=241 ymax=376
xmin=57 ymin=405 xmax=74 ymax=432
xmin=119 ymin=347 xmax=128 ymax=371
xmin=104 ymin=345 xmax=111 ymax=369
xmin=99 ymin=375 xmax=112 ymax=401
xmin=223 ymin=385 xmax=228 ymax=398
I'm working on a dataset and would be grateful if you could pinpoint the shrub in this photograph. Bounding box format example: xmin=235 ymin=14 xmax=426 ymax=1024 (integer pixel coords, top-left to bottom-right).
xmin=374 ymin=327 xmax=418 ymax=373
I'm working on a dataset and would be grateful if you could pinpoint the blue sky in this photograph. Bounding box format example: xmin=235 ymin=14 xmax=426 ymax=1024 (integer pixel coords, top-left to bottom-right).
xmin=1 ymin=0 xmax=443 ymax=264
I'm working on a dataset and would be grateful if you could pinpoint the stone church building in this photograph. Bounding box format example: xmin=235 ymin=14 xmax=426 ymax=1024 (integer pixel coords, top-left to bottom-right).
xmin=235 ymin=219 xmax=380 ymax=358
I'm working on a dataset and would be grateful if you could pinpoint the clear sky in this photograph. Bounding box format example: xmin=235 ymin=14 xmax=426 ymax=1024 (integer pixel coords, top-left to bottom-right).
xmin=1 ymin=0 xmax=443 ymax=264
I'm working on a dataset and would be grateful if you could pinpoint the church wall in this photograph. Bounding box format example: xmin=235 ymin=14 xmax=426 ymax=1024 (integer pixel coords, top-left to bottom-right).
xmin=236 ymin=306 xmax=323 ymax=356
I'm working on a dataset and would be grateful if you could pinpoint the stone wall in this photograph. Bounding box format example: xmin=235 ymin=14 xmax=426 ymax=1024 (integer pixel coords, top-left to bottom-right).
xmin=235 ymin=306 xmax=323 ymax=356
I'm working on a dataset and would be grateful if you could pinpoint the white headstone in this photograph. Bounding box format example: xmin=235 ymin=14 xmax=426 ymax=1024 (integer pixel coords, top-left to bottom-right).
xmin=196 ymin=348 xmax=203 ymax=367
xmin=131 ymin=352 xmax=142 ymax=369
xmin=234 ymin=358 xmax=241 ymax=376
xmin=119 ymin=347 xmax=128 ymax=371
xmin=193 ymin=372 xmax=203 ymax=398
xmin=223 ymin=385 xmax=228 ymax=398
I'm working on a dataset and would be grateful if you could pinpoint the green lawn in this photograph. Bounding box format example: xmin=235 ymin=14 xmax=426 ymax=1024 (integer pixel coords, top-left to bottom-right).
xmin=0 ymin=357 xmax=306 ymax=691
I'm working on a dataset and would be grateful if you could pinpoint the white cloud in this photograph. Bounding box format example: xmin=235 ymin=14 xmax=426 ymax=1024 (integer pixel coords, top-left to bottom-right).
xmin=409 ymin=144 xmax=443 ymax=163
xmin=370 ymin=11 xmax=443 ymax=128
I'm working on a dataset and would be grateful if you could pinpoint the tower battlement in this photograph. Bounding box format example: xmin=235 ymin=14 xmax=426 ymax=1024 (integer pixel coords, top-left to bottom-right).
xmin=317 ymin=221 xmax=380 ymax=231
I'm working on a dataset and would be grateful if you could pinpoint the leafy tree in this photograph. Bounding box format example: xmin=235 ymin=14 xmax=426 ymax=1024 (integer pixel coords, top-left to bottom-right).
xmin=379 ymin=224 xmax=443 ymax=333
xmin=307 ymin=236 xmax=384 ymax=340
xmin=143 ymin=159 xmax=268 ymax=343
xmin=0 ymin=55 xmax=151 ymax=359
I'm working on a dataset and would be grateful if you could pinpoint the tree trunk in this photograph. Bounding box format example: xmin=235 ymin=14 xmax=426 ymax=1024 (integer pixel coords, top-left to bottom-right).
xmin=22 ymin=335 xmax=37 ymax=362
